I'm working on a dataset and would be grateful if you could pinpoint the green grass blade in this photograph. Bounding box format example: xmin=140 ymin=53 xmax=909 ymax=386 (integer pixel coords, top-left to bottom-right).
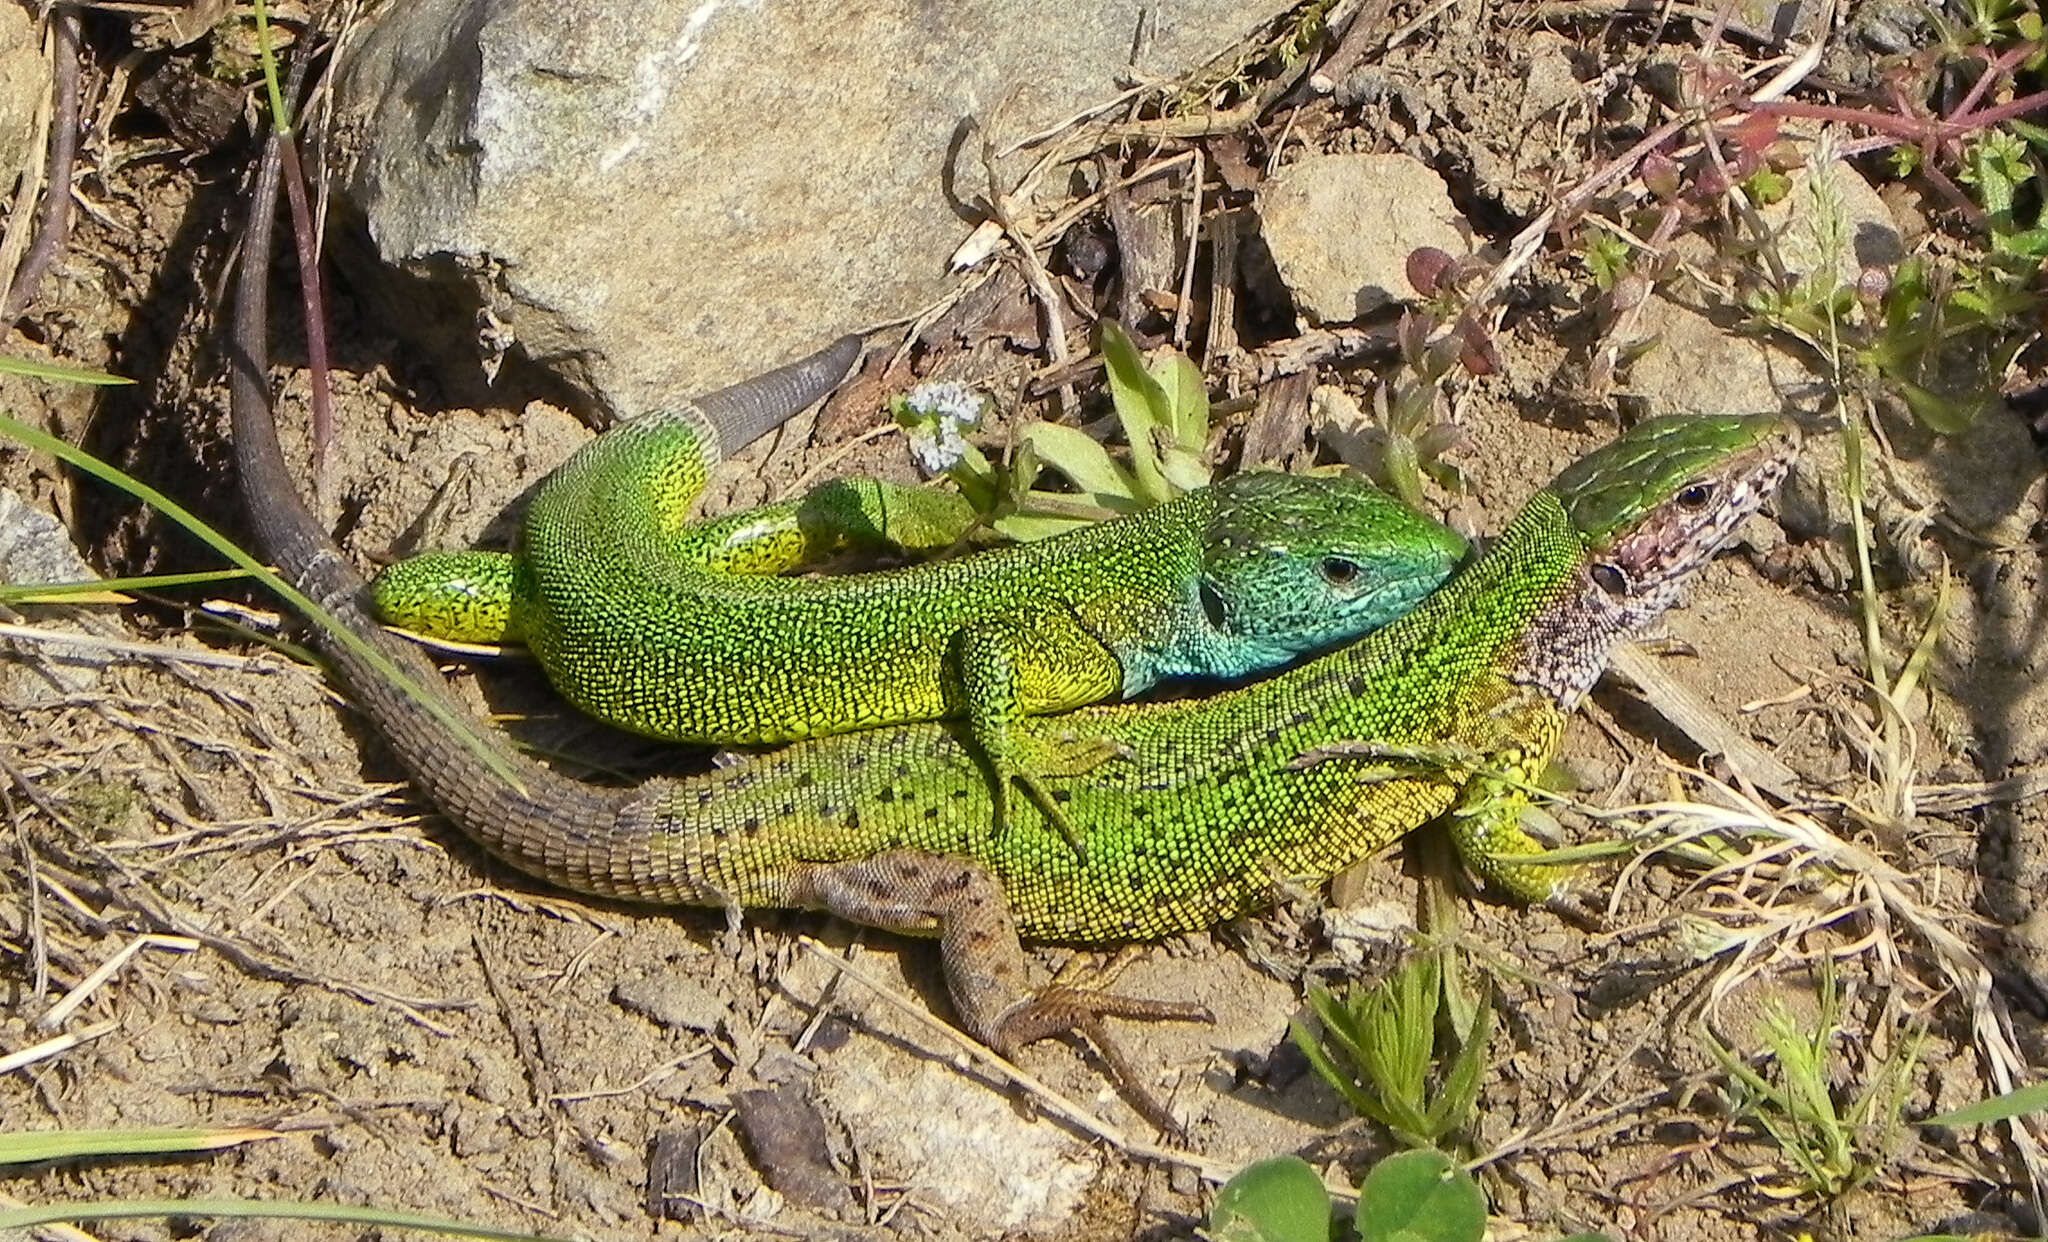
xmin=0 ymin=356 xmax=134 ymax=385
xmin=1924 ymin=1082 xmax=2048 ymax=1128
xmin=0 ymin=409 xmax=527 ymax=792
xmin=0 ymin=1197 xmax=573 ymax=1241
xmin=0 ymin=567 xmax=258 ymax=604
xmin=0 ymin=1128 xmax=278 ymax=1164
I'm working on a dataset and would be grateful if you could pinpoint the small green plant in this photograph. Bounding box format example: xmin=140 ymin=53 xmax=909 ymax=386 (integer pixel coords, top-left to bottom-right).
xmin=1206 ymin=1149 xmax=1611 ymax=1242
xmin=1578 ymin=232 xmax=1634 ymax=293
xmin=1290 ymin=952 xmax=1493 ymax=1149
xmin=1321 ymin=247 xmax=1490 ymax=510
xmin=1751 ymin=248 xmax=2035 ymax=435
xmin=1701 ymin=973 xmax=1923 ymax=1200
xmin=890 ymin=320 xmax=1212 ymax=541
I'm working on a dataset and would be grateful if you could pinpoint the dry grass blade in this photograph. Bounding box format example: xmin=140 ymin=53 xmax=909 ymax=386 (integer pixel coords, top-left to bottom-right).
xmin=1605 ymin=769 xmax=2046 ymax=1200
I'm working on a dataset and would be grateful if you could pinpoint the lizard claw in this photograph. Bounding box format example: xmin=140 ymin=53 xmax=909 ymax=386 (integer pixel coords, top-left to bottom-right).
xmin=1545 ymin=888 xmax=1607 ymax=932
xmin=1010 ymin=769 xmax=1089 ymax=863
xmin=993 ymin=987 xmax=1214 ymax=1135
xmin=997 ymin=734 xmax=1129 ymax=863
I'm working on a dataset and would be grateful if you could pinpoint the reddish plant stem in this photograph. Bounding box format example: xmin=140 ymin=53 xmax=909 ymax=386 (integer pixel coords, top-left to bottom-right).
xmin=1754 ymin=89 xmax=2048 ymax=145
xmin=1950 ymin=41 xmax=2036 ymax=123
xmin=0 ymin=6 xmax=81 ymax=333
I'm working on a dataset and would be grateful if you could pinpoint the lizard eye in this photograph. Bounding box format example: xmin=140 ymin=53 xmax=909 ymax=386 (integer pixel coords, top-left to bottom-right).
xmin=1590 ymin=563 xmax=1628 ymax=596
xmin=1198 ymin=581 xmax=1230 ymax=631
xmin=1676 ymin=481 xmax=1716 ymax=510
xmin=1318 ymin=556 xmax=1362 ymax=587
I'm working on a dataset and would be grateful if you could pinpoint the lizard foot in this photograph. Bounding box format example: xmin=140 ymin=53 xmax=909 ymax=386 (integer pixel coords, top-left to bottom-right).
xmin=1004 ymin=767 xmax=1087 ymax=862
xmin=998 ymin=735 xmax=1130 ymax=863
xmin=993 ymin=986 xmax=1214 ymax=1134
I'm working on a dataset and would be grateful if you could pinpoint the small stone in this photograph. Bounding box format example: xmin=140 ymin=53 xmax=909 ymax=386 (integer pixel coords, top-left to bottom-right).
xmin=1257 ymin=153 xmax=1473 ymax=325
xmin=1621 ymin=298 xmax=1828 ymax=417
xmin=0 ymin=488 xmax=112 ymax=698
xmin=1520 ymin=31 xmax=1581 ymax=121
xmin=613 ymin=971 xmax=731 ymax=1034
xmin=1760 ymin=155 xmax=1907 ymax=290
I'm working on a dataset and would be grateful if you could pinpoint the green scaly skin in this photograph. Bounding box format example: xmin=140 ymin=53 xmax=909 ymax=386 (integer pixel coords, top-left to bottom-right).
xmin=230 ymin=133 xmax=1794 ymax=1106
xmin=370 ymin=370 xmax=1467 ymax=851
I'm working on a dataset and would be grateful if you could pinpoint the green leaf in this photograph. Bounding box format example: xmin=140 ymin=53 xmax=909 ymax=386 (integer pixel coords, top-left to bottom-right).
xmin=993 ymin=512 xmax=1089 ymax=541
xmin=1160 ymin=447 xmax=1212 ymax=493
xmin=945 ymin=440 xmax=1001 ymax=513
xmin=1209 ymin=1155 xmax=1335 ymax=1242
xmin=1098 ymin=320 xmax=1173 ymax=504
xmin=1741 ymin=168 xmax=1792 ymax=207
xmin=1993 ymin=226 xmax=2048 ymax=258
xmin=1147 ymin=348 xmax=1211 ymax=453
xmin=0 ymin=355 xmax=134 ymax=385
xmin=0 ymin=1128 xmax=278 ymax=1164
xmin=1353 ymin=1149 xmax=1485 ymax=1242
xmin=1015 ymin=421 xmax=1141 ymax=511
xmin=1381 ymin=432 xmax=1424 ymax=511
xmin=1894 ymin=379 xmax=1979 ymax=435
xmin=1923 ymin=1082 xmax=2048 ymax=1128
xmin=1291 ymin=1013 xmax=1382 ymax=1121
xmin=2008 ymin=116 xmax=2048 ymax=153
xmin=1581 ymin=234 xmax=1632 ymax=292
xmin=1427 ymin=992 xmax=1492 ymax=1137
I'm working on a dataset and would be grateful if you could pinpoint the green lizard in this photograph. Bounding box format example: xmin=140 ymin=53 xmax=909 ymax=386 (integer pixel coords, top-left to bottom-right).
xmin=230 ymin=132 xmax=1793 ymax=1115
xmin=369 ymin=350 xmax=1467 ymax=850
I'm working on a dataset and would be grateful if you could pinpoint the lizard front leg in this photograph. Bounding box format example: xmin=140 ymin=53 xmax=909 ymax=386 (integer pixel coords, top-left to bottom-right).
xmin=952 ymin=612 xmax=1125 ymax=858
xmin=1442 ymin=696 xmax=1578 ymax=907
xmin=785 ymin=850 xmax=1212 ymax=1130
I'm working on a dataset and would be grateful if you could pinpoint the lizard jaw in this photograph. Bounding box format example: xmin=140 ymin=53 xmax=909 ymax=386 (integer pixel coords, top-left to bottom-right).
xmin=1514 ymin=424 xmax=1797 ymax=708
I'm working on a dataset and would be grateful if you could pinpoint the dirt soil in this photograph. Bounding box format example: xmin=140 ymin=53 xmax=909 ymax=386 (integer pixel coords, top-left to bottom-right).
xmin=3 ymin=4 xmax=2047 ymax=1241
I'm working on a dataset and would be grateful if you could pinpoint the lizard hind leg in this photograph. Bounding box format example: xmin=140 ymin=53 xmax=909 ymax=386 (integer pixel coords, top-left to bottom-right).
xmin=785 ymin=851 xmax=1212 ymax=1131
xmin=370 ymin=550 xmax=520 ymax=644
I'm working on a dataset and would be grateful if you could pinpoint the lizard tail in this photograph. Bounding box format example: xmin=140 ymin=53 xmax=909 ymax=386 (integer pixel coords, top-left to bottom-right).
xmin=225 ymin=123 xmax=707 ymax=903
xmin=694 ymin=333 xmax=863 ymax=458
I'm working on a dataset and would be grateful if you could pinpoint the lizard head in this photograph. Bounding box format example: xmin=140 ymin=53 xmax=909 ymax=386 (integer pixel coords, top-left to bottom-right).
xmin=1189 ymin=470 xmax=1469 ymax=677
xmin=1517 ymin=411 xmax=1799 ymax=704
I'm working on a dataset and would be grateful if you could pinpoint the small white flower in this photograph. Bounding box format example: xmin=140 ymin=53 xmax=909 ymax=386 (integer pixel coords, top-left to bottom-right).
xmin=906 ymin=419 xmax=969 ymax=474
xmin=902 ymin=380 xmax=984 ymax=427
xmin=896 ymin=380 xmax=986 ymax=476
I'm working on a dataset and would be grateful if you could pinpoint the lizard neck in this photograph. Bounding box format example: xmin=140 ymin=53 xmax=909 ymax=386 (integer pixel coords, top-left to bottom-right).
xmin=1386 ymin=491 xmax=1590 ymax=688
xmin=1507 ymin=564 xmax=1681 ymax=708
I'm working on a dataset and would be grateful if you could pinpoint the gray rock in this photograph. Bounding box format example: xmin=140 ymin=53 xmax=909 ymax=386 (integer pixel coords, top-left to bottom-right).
xmin=331 ymin=0 xmax=1283 ymax=415
xmin=1256 ymin=152 xmax=1472 ymax=325
xmin=0 ymin=488 xmax=109 ymax=696
xmin=0 ymin=5 xmax=49 ymax=185
xmin=613 ymin=971 xmax=730 ymax=1034
xmin=0 ymin=488 xmax=95 ymax=588
xmin=1621 ymin=297 xmax=1829 ymax=416
xmin=1760 ymin=154 xmax=1906 ymax=289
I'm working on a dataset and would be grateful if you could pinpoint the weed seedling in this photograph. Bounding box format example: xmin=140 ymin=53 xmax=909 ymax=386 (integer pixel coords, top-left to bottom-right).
xmin=1291 ymin=951 xmax=1493 ymax=1150
xmin=1701 ymin=971 xmax=1922 ymax=1201
xmin=891 ymin=319 xmax=1213 ymax=540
